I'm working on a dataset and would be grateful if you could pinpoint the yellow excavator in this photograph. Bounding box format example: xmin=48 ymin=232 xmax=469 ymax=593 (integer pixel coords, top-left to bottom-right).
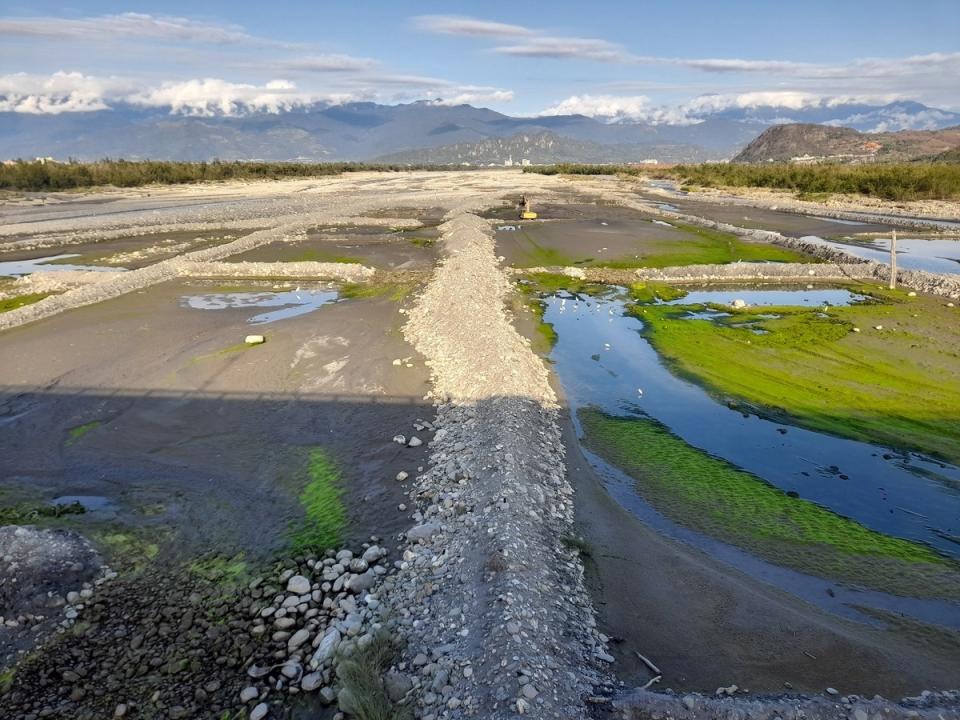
xmin=518 ymin=195 xmax=538 ymax=220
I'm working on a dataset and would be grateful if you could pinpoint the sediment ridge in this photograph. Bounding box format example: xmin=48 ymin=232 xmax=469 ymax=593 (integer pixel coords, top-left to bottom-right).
xmin=381 ymin=213 xmax=612 ymax=717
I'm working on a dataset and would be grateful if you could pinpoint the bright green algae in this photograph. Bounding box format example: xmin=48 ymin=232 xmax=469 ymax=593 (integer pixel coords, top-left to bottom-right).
xmin=629 ymin=286 xmax=960 ymax=465
xmin=579 ymin=408 xmax=960 ymax=598
xmin=288 ymin=448 xmax=347 ymax=553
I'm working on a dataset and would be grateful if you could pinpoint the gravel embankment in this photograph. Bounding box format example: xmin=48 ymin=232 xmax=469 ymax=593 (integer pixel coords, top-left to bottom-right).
xmin=640 ymin=180 xmax=960 ymax=229
xmin=180 ymin=260 xmax=375 ymax=282
xmin=773 ymin=237 xmax=960 ymax=298
xmin=0 ymin=214 xmax=413 ymax=331
xmin=382 ymin=213 xmax=611 ymax=718
xmin=608 ymin=195 xmax=960 ymax=299
xmin=515 ymin=261 xmax=875 ymax=286
xmin=0 ymin=225 xmax=309 ymax=331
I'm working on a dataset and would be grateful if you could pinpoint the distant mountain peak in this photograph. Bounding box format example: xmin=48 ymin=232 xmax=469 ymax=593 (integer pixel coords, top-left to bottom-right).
xmin=733 ymin=123 xmax=960 ymax=163
xmin=2 ymin=98 xmax=959 ymax=163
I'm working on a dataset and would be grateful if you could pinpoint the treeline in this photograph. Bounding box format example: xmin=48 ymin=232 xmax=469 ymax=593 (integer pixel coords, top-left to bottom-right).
xmin=523 ymin=164 xmax=643 ymax=177
xmin=664 ymin=163 xmax=960 ymax=201
xmin=0 ymin=160 xmax=466 ymax=191
xmin=524 ymin=162 xmax=960 ymax=201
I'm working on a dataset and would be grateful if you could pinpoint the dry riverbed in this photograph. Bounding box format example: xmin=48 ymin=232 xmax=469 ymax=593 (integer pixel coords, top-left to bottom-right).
xmin=1 ymin=171 xmax=958 ymax=720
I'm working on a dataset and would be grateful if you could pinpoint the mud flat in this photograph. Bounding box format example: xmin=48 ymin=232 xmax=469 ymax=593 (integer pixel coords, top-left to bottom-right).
xmin=228 ymin=226 xmax=439 ymax=270
xmin=506 ymin=189 xmax=960 ymax=710
xmin=0 ymin=278 xmax=431 ymax=556
xmin=0 ymin=229 xmax=248 ymax=269
xmin=0 ymin=275 xmax=436 ymax=715
xmin=494 ymin=202 xmax=810 ymax=269
xmin=633 ymin=190 xmax=903 ymax=238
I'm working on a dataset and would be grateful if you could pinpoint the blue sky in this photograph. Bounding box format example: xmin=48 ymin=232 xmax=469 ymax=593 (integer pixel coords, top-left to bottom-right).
xmin=1 ymin=1 xmax=958 ymax=119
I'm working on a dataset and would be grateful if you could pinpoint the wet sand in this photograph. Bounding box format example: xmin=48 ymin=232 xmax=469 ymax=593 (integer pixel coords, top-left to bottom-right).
xmin=0 ymin=229 xmax=246 ymax=269
xmin=635 ymin=191 xmax=900 ymax=238
xmin=230 ymin=228 xmax=439 ymax=270
xmin=0 ymin=278 xmax=432 ymax=560
xmin=495 ymin=204 xmax=722 ymax=267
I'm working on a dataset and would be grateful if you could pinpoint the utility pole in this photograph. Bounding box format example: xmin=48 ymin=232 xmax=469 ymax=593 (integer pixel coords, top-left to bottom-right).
xmin=889 ymin=229 xmax=897 ymax=289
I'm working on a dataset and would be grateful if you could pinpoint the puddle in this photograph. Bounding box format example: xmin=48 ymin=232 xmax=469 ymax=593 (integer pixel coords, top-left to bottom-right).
xmin=808 ymin=215 xmax=867 ymax=226
xmin=800 ymin=235 xmax=960 ymax=275
xmin=181 ymin=289 xmax=338 ymax=324
xmin=545 ymin=291 xmax=960 ymax=560
xmin=844 ymin=213 xmax=960 ymax=231
xmin=0 ymin=255 xmax=125 ymax=276
xmin=646 ymin=180 xmax=688 ymax=197
xmin=656 ymin=203 xmax=680 ymax=213
xmin=663 ymin=288 xmax=865 ymax=307
xmin=50 ymin=495 xmax=118 ymax=517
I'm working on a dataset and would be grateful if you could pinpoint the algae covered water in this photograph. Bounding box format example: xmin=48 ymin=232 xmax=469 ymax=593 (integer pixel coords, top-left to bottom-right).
xmin=544 ymin=290 xmax=960 ymax=559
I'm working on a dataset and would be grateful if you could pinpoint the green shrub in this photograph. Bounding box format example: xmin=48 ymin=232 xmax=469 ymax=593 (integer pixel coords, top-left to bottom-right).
xmin=0 ymin=160 xmax=468 ymax=191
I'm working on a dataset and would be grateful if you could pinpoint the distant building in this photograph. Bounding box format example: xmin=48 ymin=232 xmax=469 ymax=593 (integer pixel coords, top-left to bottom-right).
xmin=639 ymin=158 xmax=658 ymax=165
xmin=520 ymin=158 xmax=531 ymax=166
xmin=504 ymin=154 xmax=514 ymax=167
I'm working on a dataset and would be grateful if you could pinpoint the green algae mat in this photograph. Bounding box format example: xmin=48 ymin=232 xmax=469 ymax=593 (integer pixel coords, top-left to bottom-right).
xmin=288 ymin=448 xmax=346 ymax=553
xmin=630 ymin=285 xmax=960 ymax=465
xmin=506 ymin=223 xmax=810 ymax=268
xmin=579 ymin=408 xmax=960 ymax=598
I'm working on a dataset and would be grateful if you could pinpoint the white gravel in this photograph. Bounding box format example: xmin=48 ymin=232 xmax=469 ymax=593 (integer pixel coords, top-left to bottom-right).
xmin=382 ymin=213 xmax=609 ymax=718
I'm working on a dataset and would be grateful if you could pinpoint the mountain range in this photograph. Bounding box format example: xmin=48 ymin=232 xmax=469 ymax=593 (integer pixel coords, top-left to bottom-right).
xmin=2 ymin=99 xmax=959 ymax=164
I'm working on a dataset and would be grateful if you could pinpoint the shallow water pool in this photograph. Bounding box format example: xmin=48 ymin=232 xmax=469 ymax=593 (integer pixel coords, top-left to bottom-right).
xmin=0 ymin=254 xmax=124 ymax=277
xmin=800 ymin=235 xmax=960 ymax=275
xmin=181 ymin=289 xmax=339 ymax=324
xmin=546 ymin=290 xmax=960 ymax=559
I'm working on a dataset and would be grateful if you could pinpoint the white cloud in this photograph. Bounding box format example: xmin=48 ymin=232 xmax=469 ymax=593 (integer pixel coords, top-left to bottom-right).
xmin=683 ymin=91 xmax=826 ymax=113
xmin=0 ymin=71 xmax=134 ymax=114
xmin=671 ymin=58 xmax=811 ymax=73
xmin=128 ymin=78 xmax=340 ymax=116
xmin=493 ymin=37 xmax=633 ymax=63
xmin=539 ymin=94 xmax=710 ymax=124
xmin=540 ymin=94 xmax=654 ymax=120
xmin=429 ymin=89 xmax=515 ymax=106
xmin=825 ymin=107 xmax=960 ymax=133
xmin=414 ymin=15 xmax=534 ymax=38
xmin=272 ymin=54 xmax=377 ymax=73
xmin=0 ymin=12 xmax=268 ymax=45
xmin=0 ymin=70 xmax=514 ymax=116
xmin=537 ymin=91 xmax=944 ymax=126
